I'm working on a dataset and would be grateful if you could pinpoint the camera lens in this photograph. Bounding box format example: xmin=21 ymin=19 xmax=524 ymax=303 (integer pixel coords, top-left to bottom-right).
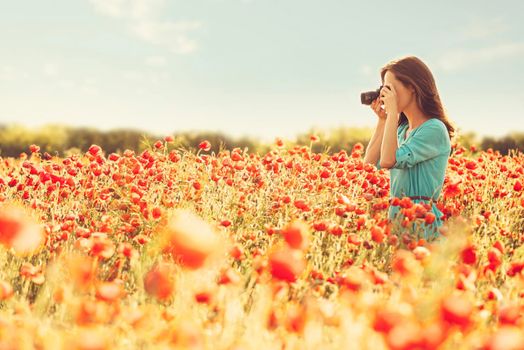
xmin=360 ymin=85 xmax=383 ymax=105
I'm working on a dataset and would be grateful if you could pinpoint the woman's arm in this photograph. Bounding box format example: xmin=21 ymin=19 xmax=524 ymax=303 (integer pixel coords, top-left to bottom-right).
xmin=363 ymin=118 xmax=386 ymax=166
xmin=380 ymin=110 xmax=400 ymax=169
xmin=381 ymin=119 xmax=449 ymax=169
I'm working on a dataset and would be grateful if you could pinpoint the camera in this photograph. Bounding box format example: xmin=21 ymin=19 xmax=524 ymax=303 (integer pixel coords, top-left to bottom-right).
xmin=360 ymin=85 xmax=383 ymax=105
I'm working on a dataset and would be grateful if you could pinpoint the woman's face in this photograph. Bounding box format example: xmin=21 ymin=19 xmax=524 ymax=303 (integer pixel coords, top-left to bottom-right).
xmin=382 ymin=70 xmax=415 ymax=113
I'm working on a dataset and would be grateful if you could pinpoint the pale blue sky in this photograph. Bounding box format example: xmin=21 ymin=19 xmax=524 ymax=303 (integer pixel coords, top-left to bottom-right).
xmin=1 ymin=0 xmax=523 ymax=142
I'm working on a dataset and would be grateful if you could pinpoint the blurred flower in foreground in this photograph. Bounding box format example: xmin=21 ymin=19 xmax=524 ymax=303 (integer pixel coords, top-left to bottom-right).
xmin=160 ymin=208 xmax=224 ymax=269
xmin=144 ymin=261 xmax=177 ymax=301
xmin=281 ymin=219 xmax=310 ymax=251
xmin=0 ymin=203 xmax=44 ymax=255
xmin=0 ymin=280 xmax=14 ymax=301
xmin=482 ymin=326 xmax=524 ymax=350
xmin=268 ymin=246 xmax=306 ymax=283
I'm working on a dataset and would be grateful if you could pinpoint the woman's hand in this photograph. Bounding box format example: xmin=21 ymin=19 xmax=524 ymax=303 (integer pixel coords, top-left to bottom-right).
xmin=379 ymin=85 xmax=399 ymax=119
xmin=370 ymin=96 xmax=387 ymax=120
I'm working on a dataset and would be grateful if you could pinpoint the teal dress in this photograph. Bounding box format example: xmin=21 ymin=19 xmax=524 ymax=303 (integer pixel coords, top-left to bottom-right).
xmin=376 ymin=118 xmax=451 ymax=241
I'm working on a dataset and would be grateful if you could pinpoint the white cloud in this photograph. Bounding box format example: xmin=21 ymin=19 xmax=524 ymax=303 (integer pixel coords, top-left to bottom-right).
xmin=58 ymin=80 xmax=76 ymax=89
xmin=133 ymin=20 xmax=202 ymax=54
xmin=148 ymin=71 xmax=170 ymax=83
xmin=122 ymin=70 xmax=144 ymax=81
xmin=1 ymin=65 xmax=30 ymax=81
xmin=145 ymin=55 xmax=167 ymax=67
xmin=88 ymin=0 xmax=128 ymax=18
xmin=435 ymin=42 xmax=524 ymax=72
xmin=1 ymin=65 xmax=15 ymax=80
xmin=88 ymin=0 xmax=202 ymax=54
xmin=57 ymin=79 xmax=98 ymax=95
xmin=458 ymin=16 xmax=510 ymax=41
xmin=43 ymin=63 xmax=58 ymax=77
xmin=81 ymin=85 xmax=99 ymax=95
xmin=428 ymin=15 xmax=521 ymax=72
xmin=89 ymin=0 xmax=166 ymax=19
xmin=83 ymin=77 xmax=97 ymax=85
xmin=121 ymin=69 xmax=170 ymax=84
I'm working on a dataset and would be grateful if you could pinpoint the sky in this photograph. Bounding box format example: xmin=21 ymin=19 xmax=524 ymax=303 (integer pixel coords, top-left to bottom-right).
xmin=0 ymin=0 xmax=523 ymax=143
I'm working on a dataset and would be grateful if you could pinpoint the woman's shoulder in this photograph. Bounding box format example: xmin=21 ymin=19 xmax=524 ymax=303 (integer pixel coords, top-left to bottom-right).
xmin=398 ymin=118 xmax=447 ymax=139
xmin=424 ymin=117 xmax=444 ymax=127
xmin=424 ymin=118 xmax=451 ymax=150
xmin=422 ymin=118 xmax=447 ymax=134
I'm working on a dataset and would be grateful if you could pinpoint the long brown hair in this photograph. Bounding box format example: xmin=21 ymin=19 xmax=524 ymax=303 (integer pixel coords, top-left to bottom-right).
xmin=380 ymin=56 xmax=456 ymax=143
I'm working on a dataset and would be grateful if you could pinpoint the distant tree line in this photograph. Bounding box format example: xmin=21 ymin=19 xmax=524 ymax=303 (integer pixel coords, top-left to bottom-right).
xmin=0 ymin=123 xmax=522 ymax=158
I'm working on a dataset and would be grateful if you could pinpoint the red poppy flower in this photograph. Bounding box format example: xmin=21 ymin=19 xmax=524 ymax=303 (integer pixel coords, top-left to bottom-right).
xmin=281 ymin=219 xmax=310 ymax=250
xmin=268 ymin=247 xmax=305 ymax=283
xmin=160 ymin=209 xmax=223 ymax=269
xmin=144 ymin=262 xmax=176 ymax=301
xmin=440 ymin=294 xmax=473 ymax=329
xmin=0 ymin=204 xmax=44 ymax=255
xmin=198 ymin=140 xmax=211 ymax=151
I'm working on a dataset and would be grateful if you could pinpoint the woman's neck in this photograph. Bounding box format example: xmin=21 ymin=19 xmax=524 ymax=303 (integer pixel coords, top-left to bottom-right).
xmin=403 ymin=104 xmax=430 ymax=130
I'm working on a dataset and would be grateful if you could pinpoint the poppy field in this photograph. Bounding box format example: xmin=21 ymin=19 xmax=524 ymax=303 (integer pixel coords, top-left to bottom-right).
xmin=0 ymin=137 xmax=523 ymax=350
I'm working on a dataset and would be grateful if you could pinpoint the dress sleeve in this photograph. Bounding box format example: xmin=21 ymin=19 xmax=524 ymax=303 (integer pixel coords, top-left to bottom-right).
xmin=390 ymin=120 xmax=449 ymax=169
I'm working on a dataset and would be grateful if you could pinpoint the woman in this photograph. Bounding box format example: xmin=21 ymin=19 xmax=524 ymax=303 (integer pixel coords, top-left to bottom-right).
xmin=363 ymin=56 xmax=456 ymax=242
